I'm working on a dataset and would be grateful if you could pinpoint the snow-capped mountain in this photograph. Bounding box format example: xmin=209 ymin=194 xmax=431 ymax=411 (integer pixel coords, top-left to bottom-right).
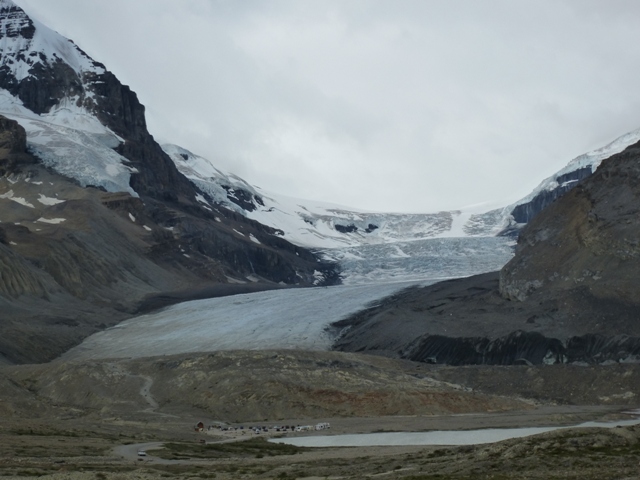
xmin=0 ymin=0 xmax=339 ymax=364
xmin=163 ymin=125 xmax=640 ymax=251
xmin=0 ymin=0 xmax=137 ymax=194
xmin=0 ymin=0 xmax=333 ymax=288
xmin=164 ymin=144 xmax=484 ymax=250
xmin=161 ymin=129 xmax=640 ymax=286
xmin=0 ymin=0 xmax=217 ymax=206
xmin=1 ymin=0 xmax=636 ymax=257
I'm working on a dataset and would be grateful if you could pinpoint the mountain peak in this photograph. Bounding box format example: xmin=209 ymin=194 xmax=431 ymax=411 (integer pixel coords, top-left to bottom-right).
xmin=0 ymin=0 xmax=104 ymax=116
xmin=0 ymin=0 xmax=34 ymax=40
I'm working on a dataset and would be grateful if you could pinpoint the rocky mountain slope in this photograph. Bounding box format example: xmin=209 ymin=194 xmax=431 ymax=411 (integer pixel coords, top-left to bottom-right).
xmin=0 ymin=1 xmax=337 ymax=364
xmin=0 ymin=120 xmax=335 ymax=365
xmin=334 ymin=139 xmax=640 ymax=366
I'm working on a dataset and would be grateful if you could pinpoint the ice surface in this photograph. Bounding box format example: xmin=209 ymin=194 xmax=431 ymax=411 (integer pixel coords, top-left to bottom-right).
xmin=63 ymin=229 xmax=517 ymax=360
xmin=0 ymin=91 xmax=137 ymax=196
xmin=324 ymin=237 xmax=515 ymax=285
xmin=62 ymin=280 xmax=437 ymax=361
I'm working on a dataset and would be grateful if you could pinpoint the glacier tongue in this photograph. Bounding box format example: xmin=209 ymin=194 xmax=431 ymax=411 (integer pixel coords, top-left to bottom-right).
xmin=62 ymin=279 xmax=438 ymax=361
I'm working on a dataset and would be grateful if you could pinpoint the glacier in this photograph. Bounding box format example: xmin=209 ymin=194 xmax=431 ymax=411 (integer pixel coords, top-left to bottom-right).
xmin=62 ymin=279 xmax=437 ymax=361
xmin=2 ymin=0 xmax=640 ymax=362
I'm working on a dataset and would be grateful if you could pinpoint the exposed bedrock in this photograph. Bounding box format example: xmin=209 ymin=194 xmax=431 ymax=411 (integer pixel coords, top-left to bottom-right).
xmin=500 ymin=140 xmax=640 ymax=304
xmin=334 ymin=143 xmax=640 ymax=365
xmin=0 ymin=116 xmax=35 ymax=174
xmin=332 ymin=272 xmax=640 ymax=366
xmin=509 ymin=166 xmax=593 ymax=225
xmin=402 ymin=331 xmax=640 ymax=366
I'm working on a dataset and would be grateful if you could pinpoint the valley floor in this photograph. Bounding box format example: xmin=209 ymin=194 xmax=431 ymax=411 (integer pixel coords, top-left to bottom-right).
xmin=0 ymin=405 xmax=638 ymax=479
xmin=1 ymin=349 xmax=639 ymax=479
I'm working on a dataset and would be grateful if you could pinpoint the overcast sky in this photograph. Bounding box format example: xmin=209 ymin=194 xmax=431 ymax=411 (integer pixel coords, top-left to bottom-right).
xmin=14 ymin=0 xmax=640 ymax=213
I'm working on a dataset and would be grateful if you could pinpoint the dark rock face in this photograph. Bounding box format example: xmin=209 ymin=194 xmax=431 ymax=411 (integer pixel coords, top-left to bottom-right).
xmin=0 ymin=116 xmax=34 ymax=174
xmin=335 ymin=224 xmax=358 ymax=233
xmin=500 ymin=140 xmax=640 ymax=305
xmin=0 ymin=2 xmax=34 ymax=39
xmin=82 ymin=69 xmax=199 ymax=203
xmin=403 ymin=331 xmax=565 ymax=366
xmin=334 ymin=223 xmax=381 ymax=234
xmin=565 ymin=334 xmax=640 ymax=364
xmin=510 ymin=167 xmax=593 ymax=224
xmin=403 ymin=331 xmax=640 ymax=366
xmin=221 ymin=185 xmax=262 ymax=212
xmin=333 ymin=271 xmax=640 ymax=366
xmin=334 ymin=145 xmax=640 ymax=366
xmin=0 ymin=59 xmax=85 ymax=115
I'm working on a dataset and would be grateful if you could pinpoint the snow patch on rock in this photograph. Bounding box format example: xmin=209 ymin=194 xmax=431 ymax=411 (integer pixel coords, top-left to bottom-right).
xmin=37 ymin=193 xmax=64 ymax=205
xmin=36 ymin=217 xmax=65 ymax=224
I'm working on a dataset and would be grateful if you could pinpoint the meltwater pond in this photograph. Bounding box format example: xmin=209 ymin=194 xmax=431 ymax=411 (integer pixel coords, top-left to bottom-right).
xmin=270 ymin=414 xmax=640 ymax=447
